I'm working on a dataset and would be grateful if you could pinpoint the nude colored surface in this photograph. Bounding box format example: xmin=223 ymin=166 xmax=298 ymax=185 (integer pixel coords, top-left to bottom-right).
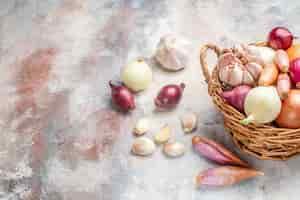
xmin=0 ymin=0 xmax=299 ymax=199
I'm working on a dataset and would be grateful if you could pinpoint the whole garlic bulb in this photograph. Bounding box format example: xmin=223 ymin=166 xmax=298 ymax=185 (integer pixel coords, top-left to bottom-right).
xmin=218 ymin=63 xmax=255 ymax=86
xmin=154 ymin=34 xmax=189 ymax=71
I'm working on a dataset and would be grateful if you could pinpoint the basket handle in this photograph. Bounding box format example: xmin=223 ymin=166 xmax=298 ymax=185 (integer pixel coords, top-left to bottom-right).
xmin=200 ymin=44 xmax=221 ymax=83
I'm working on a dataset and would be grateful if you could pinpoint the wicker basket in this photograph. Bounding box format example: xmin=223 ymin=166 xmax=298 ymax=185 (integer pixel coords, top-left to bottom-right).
xmin=200 ymin=43 xmax=300 ymax=160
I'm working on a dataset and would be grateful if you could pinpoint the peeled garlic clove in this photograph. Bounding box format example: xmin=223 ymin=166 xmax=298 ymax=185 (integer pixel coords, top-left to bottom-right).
xmin=154 ymin=34 xmax=189 ymax=71
xmin=195 ymin=166 xmax=264 ymax=187
xmin=163 ymin=142 xmax=185 ymax=157
xmin=131 ymin=137 xmax=156 ymax=156
xmin=133 ymin=118 xmax=150 ymax=136
xmin=154 ymin=124 xmax=171 ymax=144
xmin=180 ymin=112 xmax=198 ymax=133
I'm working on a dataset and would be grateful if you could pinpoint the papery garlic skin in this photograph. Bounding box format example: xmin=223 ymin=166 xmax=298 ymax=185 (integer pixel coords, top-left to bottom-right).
xmin=274 ymin=50 xmax=289 ymax=72
xmin=154 ymin=34 xmax=189 ymax=71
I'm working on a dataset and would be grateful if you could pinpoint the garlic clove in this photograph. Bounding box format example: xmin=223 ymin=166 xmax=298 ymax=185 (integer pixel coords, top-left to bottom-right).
xmin=154 ymin=34 xmax=189 ymax=71
xmin=131 ymin=137 xmax=156 ymax=156
xmin=217 ymin=52 xmax=241 ymax=69
xmin=180 ymin=112 xmax=198 ymax=133
xmin=242 ymin=70 xmax=255 ymax=86
xmin=163 ymin=142 xmax=185 ymax=157
xmin=154 ymin=124 xmax=171 ymax=144
xmin=133 ymin=118 xmax=150 ymax=136
xmin=228 ymin=64 xmax=244 ymax=86
xmin=244 ymin=62 xmax=263 ymax=80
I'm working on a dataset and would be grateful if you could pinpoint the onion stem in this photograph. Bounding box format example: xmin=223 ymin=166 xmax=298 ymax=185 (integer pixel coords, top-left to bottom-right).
xmin=240 ymin=115 xmax=254 ymax=125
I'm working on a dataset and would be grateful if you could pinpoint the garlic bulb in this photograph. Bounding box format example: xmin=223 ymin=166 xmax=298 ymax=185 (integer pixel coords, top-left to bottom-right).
xmin=218 ymin=63 xmax=255 ymax=86
xmin=217 ymin=52 xmax=242 ymax=69
xmin=242 ymin=45 xmax=275 ymax=65
xmin=154 ymin=34 xmax=189 ymax=71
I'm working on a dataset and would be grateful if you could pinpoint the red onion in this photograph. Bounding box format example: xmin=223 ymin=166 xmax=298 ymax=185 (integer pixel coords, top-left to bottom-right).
xmin=289 ymin=58 xmax=300 ymax=88
xmin=154 ymin=83 xmax=185 ymax=110
xmin=109 ymin=81 xmax=135 ymax=111
xmin=221 ymin=85 xmax=252 ymax=113
xmin=268 ymin=27 xmax=293 ymax=50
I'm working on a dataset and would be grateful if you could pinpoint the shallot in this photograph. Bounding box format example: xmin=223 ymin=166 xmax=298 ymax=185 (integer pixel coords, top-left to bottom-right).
xmin=195 ymin=166 xmax=264 ymax=187
xmin=274 ymin=50 xmax=289 ymax=72
xmin=241 ymin=86 xmax=281 ymax=125
xmin=277 ymin=73 xmax=291 ymax=100
xmin=221 ymin=85 xmax=252 ymax=113
xmin=192 ymin=136 xmax=249 ymax=167
xmin=289 ymin=58 xmax=300 ymax=88
xmin=276 ymin=90 xmax=300 ymax=128
xmin=268 ymin=27 xmax=293 ymax=50
xmin=154 ymin=83 xmax=185 ymax=110
xmin=121 ymin=58 xmax=152 ymax=92
xmin=109 ymin=81 xmax=135 ymax=112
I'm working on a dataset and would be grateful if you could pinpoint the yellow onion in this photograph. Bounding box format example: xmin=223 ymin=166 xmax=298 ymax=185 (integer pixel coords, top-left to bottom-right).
xmin=276 ymin=90 xmax=300 ymax=128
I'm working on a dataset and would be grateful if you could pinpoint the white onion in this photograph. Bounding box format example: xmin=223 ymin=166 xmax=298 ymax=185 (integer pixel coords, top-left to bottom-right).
xmin=241 ymin=86 xmax=281 ymax=125
xmin=121 ymin=58 xmax=152 ymax=92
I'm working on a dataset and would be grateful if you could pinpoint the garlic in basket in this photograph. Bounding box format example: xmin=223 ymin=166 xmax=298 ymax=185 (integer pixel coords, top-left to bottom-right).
xmin=218 ymin=62 xmax=255 ymax=87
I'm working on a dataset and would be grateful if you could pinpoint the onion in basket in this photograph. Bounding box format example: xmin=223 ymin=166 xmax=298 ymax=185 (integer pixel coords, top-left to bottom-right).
xmin=240 ymin=86 xmax=281 ymax=125
xmin=221 ymin=85 xmax=252 ymax=113
xmin=276 ymin=90 xmax=300 ymax=128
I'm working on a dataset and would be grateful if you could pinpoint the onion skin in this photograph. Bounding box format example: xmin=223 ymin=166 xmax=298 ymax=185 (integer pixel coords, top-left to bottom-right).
xmin=109 ymin=81 xmax=135 ymax=112
xmin=268 ymin=27 xmax=293 ymax=50
xmin=276 ymin=90 xmax=300 ymax=128
xmin=289 ymin=58 xmax=300 ymax=88
xmin=221 ymin=85 xmax=252 ymax=113
xmin=258 ymin=63 xmax=279 ymax=86
xmin=277 ymin=73 xmax=291 ymax=100
xmin=154 ymin=83 xmax=185 ymax=110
